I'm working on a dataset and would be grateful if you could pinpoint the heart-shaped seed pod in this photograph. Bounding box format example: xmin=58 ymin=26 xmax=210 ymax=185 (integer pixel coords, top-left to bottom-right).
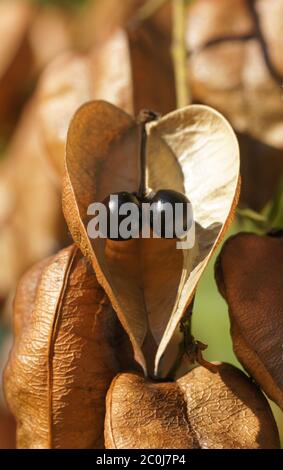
xmin=0 ymin=0 xmax=34 ymax=138
xmin=63 ymin=100 xmax=240 ymax=376
xmin=187 ymin=0 xmax=283 ymax=149
xmin=104 ymin=363 xmax=279 ymax=449
xmin=4 ymin=244 xmax=137 ymax=449
xmin=215 ymin=232 xmax=283 ymax=410
xmin=37 ymin=21 xmax=175 ymax=180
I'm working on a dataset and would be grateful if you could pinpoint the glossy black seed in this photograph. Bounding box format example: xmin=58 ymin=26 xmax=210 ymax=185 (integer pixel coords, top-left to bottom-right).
xmin=149 ymin=189 xmax=191 ymax=239
xmin=102 ymin=191 xmax=141 ymax=241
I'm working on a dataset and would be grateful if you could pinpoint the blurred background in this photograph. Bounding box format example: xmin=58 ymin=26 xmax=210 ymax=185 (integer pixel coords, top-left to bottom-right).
xmin=0 ymin=0 xmax=283 ymax=448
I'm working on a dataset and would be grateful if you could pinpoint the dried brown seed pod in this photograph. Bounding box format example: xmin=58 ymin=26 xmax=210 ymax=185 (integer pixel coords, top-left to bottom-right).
xmin=187 ymin=0 xmax=283 ymax=210
xmin=215 ymin=232 xmax=283 ymax=410
xmin=63 ymin=100 xmax=240 ymax=376
xmin=105 ymin=363 xmax=280 ymax=449
xmin=37 ymin=21 xmax=175 ymax=179
xmin=4 ymin=244 xmax=137 ymax=449
xmin=187 ymin=0 xmax=283 ymax=149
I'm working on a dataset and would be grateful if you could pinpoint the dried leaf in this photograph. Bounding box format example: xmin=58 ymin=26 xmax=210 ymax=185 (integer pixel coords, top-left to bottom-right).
xmin=187 ymin=0 xmax=283 ymax=149
xmin=215 ymin=232 xmax=283 ymax=410
xmin=105 ymin=363 xmax=279 ymax=449
xmin=37 ymin=22 xmax=175 ymax=179
xmin=4 ymin=244 xmax=137 ymax=449
xmin=12 ymin=258 xmax=51 ymax=336
xmin=63 ymin=100 xmax=240 ymax=375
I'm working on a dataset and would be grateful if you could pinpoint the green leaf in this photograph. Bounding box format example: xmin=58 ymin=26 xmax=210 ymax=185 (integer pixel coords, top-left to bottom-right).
xmin=266 ymin=175 xmax=283 ymax=228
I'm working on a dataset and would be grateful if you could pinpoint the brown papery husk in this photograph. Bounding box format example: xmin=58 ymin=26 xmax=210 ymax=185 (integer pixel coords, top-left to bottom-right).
xmin=37 ymin=19 xmax=175 ymax=180
xmin=187 ymin=0 xmax=283 ymax=149
xmin=63 ymin=100 xmax=240 ymax=376
xmin=4 ymin=245 xmax=137 ymax=449
xmin=215 ymin=232 xmax=283 ymax=410
xmin=186 ymin=0 xmax=283 ymax=211
xmin=104 ymin=363 xmax=280 ymax=449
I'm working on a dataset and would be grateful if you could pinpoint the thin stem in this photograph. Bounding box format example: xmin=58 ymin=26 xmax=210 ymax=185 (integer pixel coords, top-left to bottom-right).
xmin=138 ymin=122 xmax=147 ymax=198
xmin=137 ymin=110 xmax=159 ymax=199
xmin=166 ymin=296 xmax=217 ymax=380
xmin=137 ymin=0 xmax=170 ymax=21
xmin=166 ymin=340 xmax=187 ymax=380
xmin=166 ymin=297 xmax=195 ymax=380
xmin=172 ymin=0 xmax=190 ymax=108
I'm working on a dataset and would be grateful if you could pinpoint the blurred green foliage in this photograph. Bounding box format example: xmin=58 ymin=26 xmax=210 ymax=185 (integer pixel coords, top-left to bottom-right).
xmin=237 ymin=175 xmax=283 ymax=234
xmin=265 ymin=177 xmax=283 ymax=229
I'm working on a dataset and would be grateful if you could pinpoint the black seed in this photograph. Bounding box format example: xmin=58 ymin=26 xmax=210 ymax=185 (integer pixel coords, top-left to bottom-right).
xmin=102 ymin=191 xmax=141 ymax=241
xmin=149 ymin=189 xmax=191 ymax=239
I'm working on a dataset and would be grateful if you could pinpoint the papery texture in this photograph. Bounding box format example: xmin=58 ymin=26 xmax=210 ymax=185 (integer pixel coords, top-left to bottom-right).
xmin=4 ymin=245 xmax=136 ymax=448
xmin=63 ymin=100 xmax=240 ymax=375
xmin=105 ymin=363 xmax=279 ymax=449
xmin=187 ymin=0 xmax=283 ymax=149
